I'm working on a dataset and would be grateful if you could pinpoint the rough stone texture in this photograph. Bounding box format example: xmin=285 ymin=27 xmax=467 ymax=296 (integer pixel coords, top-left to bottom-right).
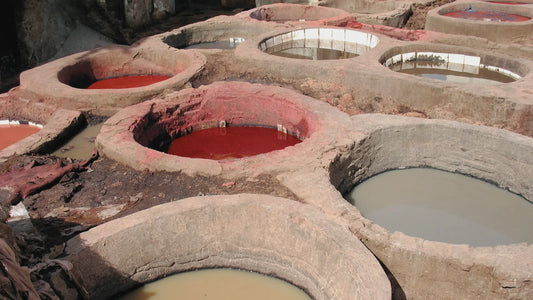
xmin=65 ymin=194 xmax=391 ymax=299
xmin=18 ymin=0 xmax=80 ymax=68
xmin=425 ymin=1 xmax=533 ymax=44
xmin=16 ymin=44 xmax=206 ymax=116
xmin=125 ymin=0 xmax=153 ymax=28
xmin=96 ymin=81 xmax=354 ymax=178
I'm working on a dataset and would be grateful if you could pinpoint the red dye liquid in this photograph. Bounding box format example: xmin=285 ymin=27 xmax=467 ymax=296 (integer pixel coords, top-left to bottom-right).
xmin=444 ymin=10 xmax=530 ymax=22
xmin=167 ymin=127 xmax=302 ymax=160
xmin=0 ymin=124 xmax=41 ymax=150
xmin=87 ymin=75 xmax=171 ymax=89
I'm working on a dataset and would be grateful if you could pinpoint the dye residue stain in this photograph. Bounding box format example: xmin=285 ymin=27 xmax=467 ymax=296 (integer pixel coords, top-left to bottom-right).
xmin=444 ymin=10 xmax=530 ymax=22
xmin=0 ymin=124 xmax=41 ymax=150
xmin=87 ymin=75 xmax=171 ymax=89
xmin=167 ymin=126 xmax=301 ymax=160
xmin=345 ymin=168 xmax=533 ymax=247
xmin=117 ymin=268 xmax=312 ymax=300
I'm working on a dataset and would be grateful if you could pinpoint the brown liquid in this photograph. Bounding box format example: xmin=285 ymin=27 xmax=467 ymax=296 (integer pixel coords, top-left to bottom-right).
xmin=117 ymin=268 xmax=312 ymax=300
xmin=0 ymin=124 xmax=41 ymax=150
xmin=345 ymin=168 xmax=533 ymax=247
xmin=53 ymin=123 xmax=103 ymax=160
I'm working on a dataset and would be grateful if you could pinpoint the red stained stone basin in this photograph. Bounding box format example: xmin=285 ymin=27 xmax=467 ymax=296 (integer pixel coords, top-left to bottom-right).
xmin=0 ymin=123 xmax=41 ymax=151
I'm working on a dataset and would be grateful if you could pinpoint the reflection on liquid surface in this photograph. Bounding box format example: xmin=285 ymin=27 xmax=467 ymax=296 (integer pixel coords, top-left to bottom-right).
xmin=345 ymin=168 xmax=533 ymax=247
xmin=117 ymin=268 xmax=312 ymax=300
xmin=392 ymin=60 xmax=516 ymax=84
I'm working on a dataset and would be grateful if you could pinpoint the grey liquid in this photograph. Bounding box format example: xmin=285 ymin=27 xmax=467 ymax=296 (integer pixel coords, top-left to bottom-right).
xmin=117 ymin=268 xmax=312 ymax=300
xmin=393 ymin=61 xmax=515 ymax=84
xmin=345 ymin=168 xmax=533 ymax=247
xmin=53 ymin=123 xmax=103 ymax=160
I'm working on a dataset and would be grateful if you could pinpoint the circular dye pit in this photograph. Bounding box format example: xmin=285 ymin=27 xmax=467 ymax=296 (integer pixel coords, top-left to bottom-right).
xmin=65 ymin=195 xmax=391 ymax=299
xmin=85 ymin=75 xmax=171 ymax=89
xmin=248 ymin=3 xmax=353 ymax=24
xmin=261 ymin=28 xmax=379 ymax=60
xmin=96 ymin=81 xmax=352 ymax=176
xmin=117 ymin=268 xmax=311 ymax=300
xmin=17 ymin=45 xmax=206 ymax=115
xmin=0 ymin=121 xmax=42 ymax=151
xmin=346 ymin=168 xmax=533 ymax=247
xmin=167 ymin=126 xmax=301 ymax=160
xmin=382 ymin=48 xmax=524 ymax=84
xmin=443 ymin=9 xmax=531 ymax=21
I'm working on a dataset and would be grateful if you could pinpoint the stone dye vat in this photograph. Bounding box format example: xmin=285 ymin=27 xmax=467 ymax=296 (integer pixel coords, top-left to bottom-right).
xmin=327 ymin=114 xmax=533 ymax=299
xmin=260 ymin=27 xmax=379 ymax=60
xmin=96 ymin=81 xmax=352 ymax=177
xmin=246 ymin=3 xmax=354 ymax=25
xmin=64 ymin=195 xmax=391 ymax=299
xmin=426 ymin=1 xmax=533 ymax=43
xmin=382 ymin=47 xmax=522 ymax=84
xmin=118 ymin=268 xmax=312 ymax=300
xmin=18 ymin=44 xmax=205 ymax=115
xmin=0 ymin=98 xmax=84 ymax=162
xmin=159 ymin=19 xmax=266 ymax=51
xmin=253 ymin=1 xmax=411 ymax=27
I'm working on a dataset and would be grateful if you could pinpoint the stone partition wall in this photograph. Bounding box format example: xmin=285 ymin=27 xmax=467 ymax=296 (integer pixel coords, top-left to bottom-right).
xmin=65 ymin=194 xmax=391 ymax=299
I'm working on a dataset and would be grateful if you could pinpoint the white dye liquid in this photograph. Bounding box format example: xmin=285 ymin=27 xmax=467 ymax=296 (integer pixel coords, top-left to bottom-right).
xmin=345 ymin=168 xmax=533 ymax=247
